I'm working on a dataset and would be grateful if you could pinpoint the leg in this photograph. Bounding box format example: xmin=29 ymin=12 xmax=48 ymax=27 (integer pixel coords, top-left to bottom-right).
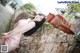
xmin=4 ymin=19 xmax=35 ymax=36
xmin=1 ymin=19 xmax=35 ymax=52
xmin=10 ymin=19 xmax=35 ymax=35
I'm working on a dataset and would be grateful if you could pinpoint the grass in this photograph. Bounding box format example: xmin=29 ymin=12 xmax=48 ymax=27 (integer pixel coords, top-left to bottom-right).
xmin=5 ymin=16 xmax=13 ymax=32
xmin=37 ymin=22 xmax=54 ymax=33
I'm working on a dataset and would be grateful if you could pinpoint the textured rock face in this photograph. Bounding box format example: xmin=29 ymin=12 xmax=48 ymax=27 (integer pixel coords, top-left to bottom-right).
xmin=10 ymin=27 xmax=75 ymax=53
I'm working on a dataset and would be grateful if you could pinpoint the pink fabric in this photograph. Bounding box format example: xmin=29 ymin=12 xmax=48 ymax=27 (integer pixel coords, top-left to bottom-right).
xmin=2 ymin=19 xmax=35 ymax=52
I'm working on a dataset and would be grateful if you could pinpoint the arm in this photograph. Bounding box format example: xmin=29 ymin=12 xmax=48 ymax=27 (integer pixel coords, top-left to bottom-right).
xmin=24 ymin=18 xmax=46 ymax=36
xmin=1 ymin=19 xmax=36 ymax=52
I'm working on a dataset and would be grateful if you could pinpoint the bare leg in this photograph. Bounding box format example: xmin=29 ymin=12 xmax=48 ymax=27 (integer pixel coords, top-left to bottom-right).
xmin=9 ymin=19 xmax=35 ymax=35
xmin=3 ymin=19 xmax=35 ymax=36
xmin=1 ymin=19 xmax=35 ymax=52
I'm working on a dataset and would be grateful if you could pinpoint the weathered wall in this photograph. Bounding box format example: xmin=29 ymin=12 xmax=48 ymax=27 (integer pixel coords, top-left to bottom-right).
xmin=10 ymin=26 xmax=75 ymax=53
xmin=0 ymin=4 xmax=14 ymax=34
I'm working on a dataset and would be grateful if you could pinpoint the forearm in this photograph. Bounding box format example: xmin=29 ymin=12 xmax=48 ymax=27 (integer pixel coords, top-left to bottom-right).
xmin=24 ymin=18 xmax=46 ymax=36
xmin=5 ymin=19 xmax=35 ymax=36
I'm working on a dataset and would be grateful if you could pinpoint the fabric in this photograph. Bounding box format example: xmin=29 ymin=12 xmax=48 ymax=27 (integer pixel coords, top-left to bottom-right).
xmin=24 ymin=18 xmax=46 ymax=36
xmin=2 ymin=19 xmax=36 ymax=52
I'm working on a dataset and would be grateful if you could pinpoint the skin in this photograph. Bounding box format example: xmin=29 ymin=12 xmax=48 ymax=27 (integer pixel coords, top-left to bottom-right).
xmin=1 ymin=14 xmax=44 ymax=52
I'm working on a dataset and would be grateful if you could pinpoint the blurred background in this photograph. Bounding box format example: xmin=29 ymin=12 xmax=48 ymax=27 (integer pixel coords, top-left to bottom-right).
xmin=0 ymin=0 xmax=80 ymax=53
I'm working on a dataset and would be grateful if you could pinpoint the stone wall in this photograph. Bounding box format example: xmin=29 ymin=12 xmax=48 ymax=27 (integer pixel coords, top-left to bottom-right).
xmin=10 ymin=25 xmax=75 ymax=53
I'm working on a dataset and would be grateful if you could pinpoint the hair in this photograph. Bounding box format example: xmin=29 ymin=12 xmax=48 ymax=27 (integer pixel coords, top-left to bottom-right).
xmin=24 ymin=18 xmax=45 ymax=36
xmin=12 ymin=10 xmax=36 ymax=24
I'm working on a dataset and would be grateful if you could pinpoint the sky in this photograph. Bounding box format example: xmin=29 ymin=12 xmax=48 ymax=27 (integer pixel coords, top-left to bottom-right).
xmin=21 ymin=0 xmax=74 ymax=15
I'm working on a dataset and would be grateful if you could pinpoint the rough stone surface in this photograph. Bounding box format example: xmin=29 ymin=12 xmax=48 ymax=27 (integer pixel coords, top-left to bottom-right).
xmin=9 ymin=27 xmax=75 ymax=53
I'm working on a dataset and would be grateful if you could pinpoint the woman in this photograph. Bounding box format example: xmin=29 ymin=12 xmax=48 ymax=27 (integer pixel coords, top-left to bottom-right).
xmin=0 ymin=12 xmax=45 ymax=52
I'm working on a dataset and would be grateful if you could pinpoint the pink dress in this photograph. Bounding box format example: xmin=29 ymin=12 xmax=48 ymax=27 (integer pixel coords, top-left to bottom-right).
xmin=2 ymin=18 xmax=35 ymax=52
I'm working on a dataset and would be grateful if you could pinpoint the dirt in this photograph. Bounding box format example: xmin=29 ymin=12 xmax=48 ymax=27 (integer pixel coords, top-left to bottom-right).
xmin=9 ymin=27 xmax=75 ymax=53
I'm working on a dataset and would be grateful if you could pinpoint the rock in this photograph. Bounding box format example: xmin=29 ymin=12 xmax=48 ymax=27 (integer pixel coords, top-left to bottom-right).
xmin=9 ymin=27 xmax=75 ymax=53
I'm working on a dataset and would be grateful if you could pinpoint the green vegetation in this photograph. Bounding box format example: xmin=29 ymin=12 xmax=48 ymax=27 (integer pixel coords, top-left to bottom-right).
xmin=64 ymin=4 xmax=80 ymax=19
xmin=5 ymin=16 xmax=13 ymax=32
xmin=5 ymin=3 xmax=37 ymax=32
xmin=64 ymin=12 xmax=75 ymax=22
xmin=20 ymin=2 xmax=54 ymax=33
xmin=37 ymin=22 xmax=54 ymax=32
xmin=0 ymin=0 xmax=6 ymax=6
xmin=20 ymin=2 xmax=36 ymax=13
xmin=63 ymin=4 xmax=80 ymax=42
xmin=67 ymin=4 xmax=80 ymax=12
xmin=67 ymin=4 xmax=80 ymax=42
xmin=75 ymin=35 xmax=80 ymax=42
xmin=64 ymin=4 xmax=80 ymax=21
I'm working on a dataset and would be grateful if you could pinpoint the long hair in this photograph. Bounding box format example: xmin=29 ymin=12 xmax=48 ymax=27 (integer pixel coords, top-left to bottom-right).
xmin=12 ymin=10 xmax=36 ymax=24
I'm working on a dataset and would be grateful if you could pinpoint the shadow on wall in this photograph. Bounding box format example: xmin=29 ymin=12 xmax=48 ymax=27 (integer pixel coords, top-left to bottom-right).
xmin=0 ymin=4 xmax=14 ymax=35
